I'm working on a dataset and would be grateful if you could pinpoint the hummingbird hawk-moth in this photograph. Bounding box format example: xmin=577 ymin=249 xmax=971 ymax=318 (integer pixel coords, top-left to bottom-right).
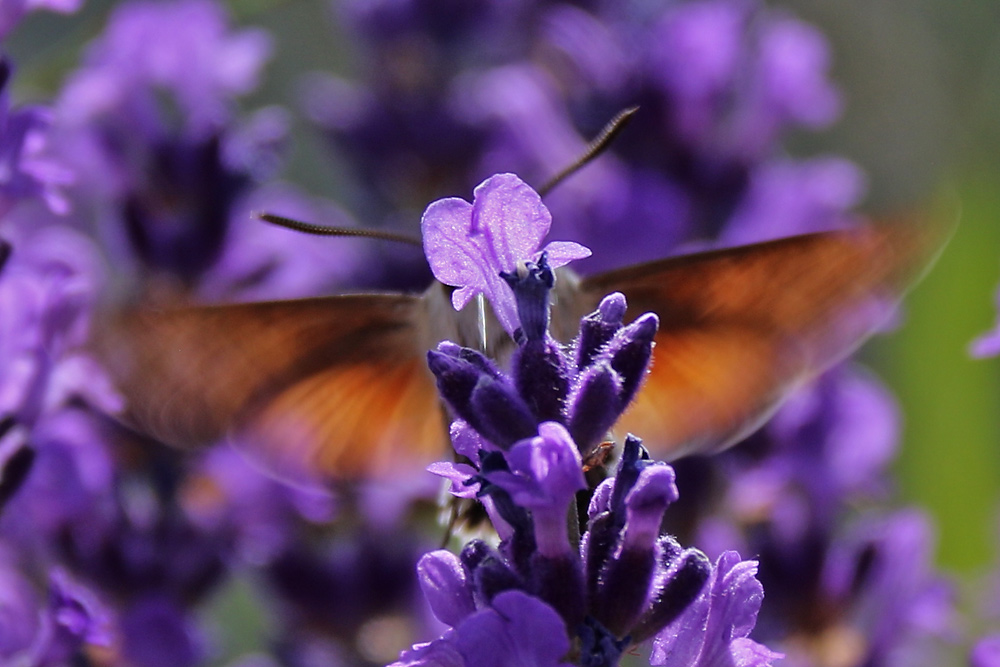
xmin=92 ymin=221 xmax=947 ymax=484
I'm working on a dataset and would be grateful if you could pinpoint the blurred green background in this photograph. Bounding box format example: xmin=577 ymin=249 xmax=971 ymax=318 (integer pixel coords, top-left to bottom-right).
xmin=6 ymin=0 xmax=1000 ymax=581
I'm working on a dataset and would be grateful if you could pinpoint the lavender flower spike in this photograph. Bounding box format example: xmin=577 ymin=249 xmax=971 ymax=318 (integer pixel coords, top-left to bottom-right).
xmin=421 ymin=173 xmax=591 ymax=336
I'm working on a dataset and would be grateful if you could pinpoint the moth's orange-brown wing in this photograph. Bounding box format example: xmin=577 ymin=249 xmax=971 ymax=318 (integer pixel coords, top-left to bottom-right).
xmin=94 ymin=295 xmax=445 ymax=481
xmin=580 ymin=224 xmax=946 ymax=460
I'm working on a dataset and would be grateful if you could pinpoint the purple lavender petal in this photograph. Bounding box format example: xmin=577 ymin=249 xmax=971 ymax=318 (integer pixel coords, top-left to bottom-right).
xmin=450 ymin=420 xmax=490 ymax=463
xmin=489 ymin=422 xmax=584 ymax=512
xmin=971 ymin=327 xmax=1000 ymax=358
xmin=427 ymin=461 xmax=480 ymax=500
xmin=537 ymin=240 xmax=591 ymax=267
xmin=417 ymin=550 xmax=476 ymax=627
xmin=452 ymin=590 xmax=573 ymax=667
xmin=623 ymin=466 xmax=679 ymax=549
xmin=422 ymin=173 xmax=588 ymax=335
xmin=486 ymin=423 xmax=584 ymax=556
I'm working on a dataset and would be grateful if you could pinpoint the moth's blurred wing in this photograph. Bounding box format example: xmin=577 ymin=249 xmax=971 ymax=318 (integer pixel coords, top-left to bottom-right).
xmin=579 ymin=224 xmax=947 ymax=460
xmin=94 ymin=295 xmax=445 ymax=481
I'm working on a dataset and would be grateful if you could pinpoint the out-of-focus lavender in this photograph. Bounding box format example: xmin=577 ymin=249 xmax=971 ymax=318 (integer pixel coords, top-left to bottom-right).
xmin=309 ymin=0 xmax=864 ymax=277
xmin=0 ymin=0 xmax=988 ymax=666
xmin=0 ymin=2 xmax=427 ymax=665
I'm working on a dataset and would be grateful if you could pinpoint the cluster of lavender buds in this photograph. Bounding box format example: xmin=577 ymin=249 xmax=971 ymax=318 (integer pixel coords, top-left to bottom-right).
xmin=393 ymin=173 xmax=779 ymax=666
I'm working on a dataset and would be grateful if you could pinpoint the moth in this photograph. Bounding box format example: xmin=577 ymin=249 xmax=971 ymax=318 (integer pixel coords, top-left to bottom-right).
xmin=92 ymin=220 xmax=947 ymax=484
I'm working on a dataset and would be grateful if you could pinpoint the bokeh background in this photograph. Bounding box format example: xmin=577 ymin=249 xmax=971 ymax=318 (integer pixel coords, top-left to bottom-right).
xmin=5 ymin=0 xmax=1000 ymax=661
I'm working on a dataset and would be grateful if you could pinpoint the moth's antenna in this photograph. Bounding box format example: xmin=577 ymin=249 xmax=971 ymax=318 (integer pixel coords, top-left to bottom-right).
xmin=536 ymin=106 xmax=639 ymax=198
xmin=257 ymin=213 xmax=424 ymax=247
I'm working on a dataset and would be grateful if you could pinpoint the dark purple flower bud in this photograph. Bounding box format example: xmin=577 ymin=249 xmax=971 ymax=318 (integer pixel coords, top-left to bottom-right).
xmin=512 ymin=336 xmax=569 ymax=423
xmin=500 ymin=252 xmax=554 ymax=342
xmin=0 ymin=238 xmax=10 ymax=272
xmin=593 ymin=467 xmax=678 ymax=636
xmin=418 ymin=550 xmax=477 ymax=627
xmin=632 ymin=548 xmax=712 ymax=644
xmin=471 ymin=553 xmax=524 ymax=607
xmin=460 ymin=539 xmax=494 ymax=573
xmin=468 ymin=379 xmax=538 ymax=448
xmin=582 ymin=509 xmax=617 ymax=602
xmin=574 ymin=292 xmax=627 ymax=369
xmin=427 ymin=350 xmax=482 ymax=407
xmin=657 ymin=534 xmax=684 ymax=567
xmin=608 ymin=434 xmax=653 ymax=519
xmin=567 ymin=362 xmax=623 ymax=452
xmin=429 ymin=345 xmax=534 ymax=445
xmin=607 ymin=313 xmax=659 ymax=406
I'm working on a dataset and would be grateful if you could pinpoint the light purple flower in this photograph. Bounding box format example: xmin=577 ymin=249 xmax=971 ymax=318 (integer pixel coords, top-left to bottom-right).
xmin=652 ymin=551 xmax=782 ymax=667
xmin=421 ymin=173 xmax=590 ymax=335
xmin=485 ymin=421 xmax=585 ymax=556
